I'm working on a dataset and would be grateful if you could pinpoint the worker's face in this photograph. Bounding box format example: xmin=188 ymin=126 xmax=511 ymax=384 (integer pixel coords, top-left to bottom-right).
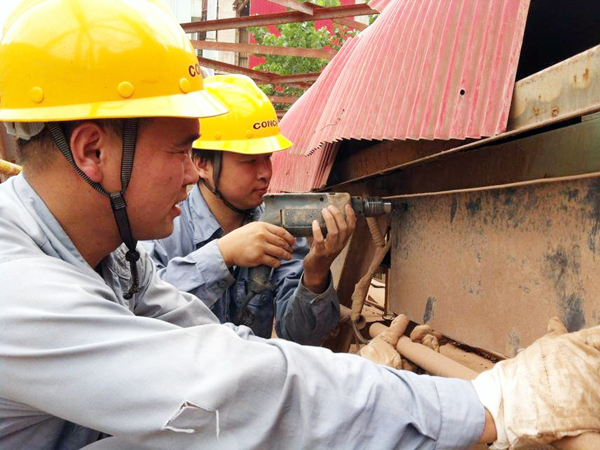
xmin=125 ymin=117 xmax=199 ymax=239
xmin=203 ymin=151 xmax=273 ymax=210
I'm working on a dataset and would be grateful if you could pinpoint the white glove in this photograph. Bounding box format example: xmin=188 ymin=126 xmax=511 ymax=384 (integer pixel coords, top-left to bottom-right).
xmin=472 ymin=324 xmax=600 ymax=449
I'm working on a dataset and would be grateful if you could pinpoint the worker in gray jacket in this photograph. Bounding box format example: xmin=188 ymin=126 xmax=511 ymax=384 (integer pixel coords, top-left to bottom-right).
xmin=144 ymin=75 xmax=348 ymax=344
xmin=1 ymin=1 xmax=600 ymax=450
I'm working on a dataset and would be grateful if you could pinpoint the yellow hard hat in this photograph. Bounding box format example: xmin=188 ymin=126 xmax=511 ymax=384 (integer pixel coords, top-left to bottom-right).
xmin=0 ymin=0 xmax=227 ymax=122
xmin=193 ymin=75 xmax=292 ymax=155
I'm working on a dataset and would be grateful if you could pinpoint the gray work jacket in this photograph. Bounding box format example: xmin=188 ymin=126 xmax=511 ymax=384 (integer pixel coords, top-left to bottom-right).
xmin=0 ymin=174 xmax=485 ymax=450
xmin=143 ymin=184 xmax=340 ymax=344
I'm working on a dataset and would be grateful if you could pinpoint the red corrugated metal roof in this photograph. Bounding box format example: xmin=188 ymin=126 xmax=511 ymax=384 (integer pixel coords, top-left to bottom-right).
xmin=288 ymin=0 xmax=529 ymax=156
xmin=271 ymin=0 xmax=530 ymax=192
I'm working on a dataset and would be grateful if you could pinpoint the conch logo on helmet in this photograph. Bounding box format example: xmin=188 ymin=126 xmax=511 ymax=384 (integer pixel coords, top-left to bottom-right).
xmin=253 ymin=120 xmax=279 ymax=130
xmin=188 ymin=63 xmax=202 ymax=77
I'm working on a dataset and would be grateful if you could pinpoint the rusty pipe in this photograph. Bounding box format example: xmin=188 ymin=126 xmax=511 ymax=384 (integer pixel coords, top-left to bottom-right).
xmin=369 ymin=322 xmax=478 ymax=380
xmin=0 ymin=158 xmax=21 ymax=176
xmin=554 ymin=433 xmax=600 ymax=449
xmin=371 ymin=323 xmax=600 ymax=449
xmin=339 ymin=304 xmax=366 ymax=330
xmin=350 ymin=218 xmax=390 ymax=321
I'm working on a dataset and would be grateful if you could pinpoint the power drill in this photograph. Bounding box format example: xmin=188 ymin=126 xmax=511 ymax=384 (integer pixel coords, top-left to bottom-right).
xmin=235 ymin=193 xmax=392 ymax=327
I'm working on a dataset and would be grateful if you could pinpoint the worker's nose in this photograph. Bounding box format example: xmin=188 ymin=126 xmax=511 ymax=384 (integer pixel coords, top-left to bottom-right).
xmin=183 ymin=153 xmax=199 ymax=186
xmin=257 ymin=155 xmax=273 ymax=180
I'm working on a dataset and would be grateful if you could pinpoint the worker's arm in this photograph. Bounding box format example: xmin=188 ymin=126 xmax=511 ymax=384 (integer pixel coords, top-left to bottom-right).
xmin=272 ymin=236 xmax=341 ymax=345
xmin=0 ymin=254 xmax=486 ymax=450
xmin=273 ymin=204 xmax=356 ymax=345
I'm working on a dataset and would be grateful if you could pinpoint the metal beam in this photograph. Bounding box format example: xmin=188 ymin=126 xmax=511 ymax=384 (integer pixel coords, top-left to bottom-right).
xmin=197 ymin=57 xmax=272 ymax=82
xmin=181 ymin=4 xmax=376 ymax=33
xmin=509 ymin=44 xmax=600 ymax=131
xmin=268 ymin=0 xmax=314 ymax=15
xmin=312 ymin=4 xmax=368 ymax=31
xmin=271 ymin=72 xmax=321 ymax=83
xmin=329 ymin=119 xmax=600 ymax=197
xmin=267 ymin=0 xmax=368 ymax=30
xmin=268 ymin=96 xmax=298 ymax=104
xmin=330 ymin=16 xmax=368 ymax=31
xmin=197 ymin=57 xmax=316 ymax=89
xmin=191 ymin=40 xmax=336 ymax=60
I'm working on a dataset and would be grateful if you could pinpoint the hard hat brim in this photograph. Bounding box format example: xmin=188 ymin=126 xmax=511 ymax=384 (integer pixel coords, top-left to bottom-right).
xmin=0 ymin=90 xmax=227 ymax=122
xmin=193 ymin=133 xmax=293 ymax=155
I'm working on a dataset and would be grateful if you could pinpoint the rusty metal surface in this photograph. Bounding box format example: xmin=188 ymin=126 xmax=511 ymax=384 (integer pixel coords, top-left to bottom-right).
xmin=509 ymin=45 xmax=600 ymax=131
xmin=389 ymin=176 xmax=600 ymax=356
xmin=328 ymin=117 xmax=600 ymax=197
xmin=180 ymin=3 xmax=376 ymax=33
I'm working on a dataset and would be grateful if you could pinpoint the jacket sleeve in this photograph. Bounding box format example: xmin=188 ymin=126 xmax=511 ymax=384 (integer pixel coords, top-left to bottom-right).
xmin=143 ymin=238 xmax=235 ymax=309
xmin=272 ymin=237 xmax=341 ymax=345
xmin=0 ymin=255 xmax=485 ymax=450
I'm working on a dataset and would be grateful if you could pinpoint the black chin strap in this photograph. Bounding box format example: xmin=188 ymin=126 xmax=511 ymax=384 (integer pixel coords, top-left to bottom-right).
xmin=200 ymin=151 xmax=251 ymax=217
xmin=47 ymin=119 xmax=141 ymax=299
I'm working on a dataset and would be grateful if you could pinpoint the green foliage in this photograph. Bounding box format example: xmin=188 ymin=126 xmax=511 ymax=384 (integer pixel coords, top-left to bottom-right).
xmin=248 ymin=0 xmax=363 ymax=110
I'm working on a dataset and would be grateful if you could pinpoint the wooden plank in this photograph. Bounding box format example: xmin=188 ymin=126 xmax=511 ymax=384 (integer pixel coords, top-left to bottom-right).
xmin=181 ymin=4 xmax=376 ymax=33
xmin=191 ymin=39 xmax=336 ymax=60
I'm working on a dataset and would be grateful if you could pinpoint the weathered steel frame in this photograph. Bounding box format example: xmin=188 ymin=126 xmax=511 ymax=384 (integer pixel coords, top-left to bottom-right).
xmin=323 ymin=45 xmax=600 ymax=355
xmin=191 ymin=40 xmax=336 ymax=60
xmin=181 ymin=4 xmax=376 ymax=33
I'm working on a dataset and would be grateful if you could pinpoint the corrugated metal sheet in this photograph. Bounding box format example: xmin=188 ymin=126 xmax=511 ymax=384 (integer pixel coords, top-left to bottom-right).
xmin=270 ymin=142 xmax=338 ymax=193
xmin=272 ymin=0 xmax=530 ymax=191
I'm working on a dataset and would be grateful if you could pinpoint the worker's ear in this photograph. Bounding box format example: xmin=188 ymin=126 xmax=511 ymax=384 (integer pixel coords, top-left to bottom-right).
xmin=69 ymin=121 xmax=121 ymax=190
xmin=192 ymin=154 xmax=213 ymax=184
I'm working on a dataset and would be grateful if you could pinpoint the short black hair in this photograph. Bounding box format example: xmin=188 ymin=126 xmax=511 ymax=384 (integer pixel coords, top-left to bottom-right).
xmin=191 ymin=148 xmax=219 ymax=164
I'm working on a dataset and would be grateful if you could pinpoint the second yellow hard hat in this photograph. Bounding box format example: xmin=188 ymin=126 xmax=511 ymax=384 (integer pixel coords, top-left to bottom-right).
xmin=194 ymin=75 xmax=292 ymax=155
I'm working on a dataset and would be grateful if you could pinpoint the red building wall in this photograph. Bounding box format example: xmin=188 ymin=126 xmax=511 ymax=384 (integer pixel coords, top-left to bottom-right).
xmin=248 ymin=0 xmax=356 ymax=69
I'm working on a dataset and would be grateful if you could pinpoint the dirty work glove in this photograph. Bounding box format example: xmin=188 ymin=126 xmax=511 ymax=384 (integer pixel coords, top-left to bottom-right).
xmin=359 ymin=315 xmax=408 ymax=369
xmin=472 ymin=324 xmax=600 ymax=449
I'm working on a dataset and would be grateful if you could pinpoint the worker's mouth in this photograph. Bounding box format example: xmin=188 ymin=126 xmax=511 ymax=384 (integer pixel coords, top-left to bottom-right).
xmin=255 ymin=187 xmax=268 ymax=196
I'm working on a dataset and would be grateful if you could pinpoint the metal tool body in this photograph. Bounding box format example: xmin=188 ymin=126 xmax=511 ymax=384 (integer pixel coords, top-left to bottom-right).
xmin=236 ymin=193 xmax=391 ymax=327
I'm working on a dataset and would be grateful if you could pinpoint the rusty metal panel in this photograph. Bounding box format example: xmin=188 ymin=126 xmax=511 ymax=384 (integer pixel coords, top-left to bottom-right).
xmin=509 ymin=45 xmax=600 ymax=131
xmin=389 ymin=176 xmax=600 ymax=357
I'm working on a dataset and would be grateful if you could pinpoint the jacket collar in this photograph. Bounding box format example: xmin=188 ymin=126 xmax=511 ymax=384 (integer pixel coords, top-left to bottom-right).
xmin=187 ymin=183 xmax=262 ymax=247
